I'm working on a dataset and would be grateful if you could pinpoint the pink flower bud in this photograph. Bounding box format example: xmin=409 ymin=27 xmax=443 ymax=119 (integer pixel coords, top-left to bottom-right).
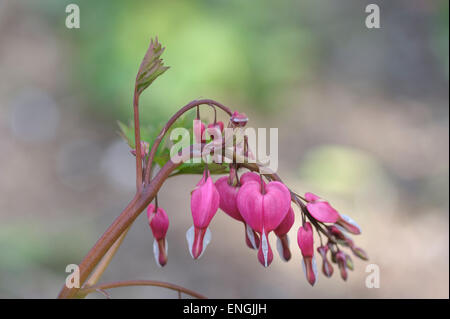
xmin=336 ymin=251 xmax=348 ymax=281
xmin=305 ymin=192 xmax=341 ymax=223
xmin=230 ymin=111 xmax=248 ymax=127
xmin=317 ymin=245 xmax=334 ymax=277
xmin=147 ymin=204 xmax=169 ymax=267
xmin=297 ymin=222 xmax=318 ymax=286
xmin=187 ymin=169 xmax=220 ymax=259
xmin=274 ymin=207 xmax=295 ymax=262
xmin=237 ymin=180 xmax=291 ymax=267
xmin=336 ymin=214 xmax=362 ymax=235
xmin=328 ymin=225 xmax=347 ymax=240
xmin=130 ymin=141 xmax=150 ymax=158
xmin=298 ymin=222 xmax=314 ymax=257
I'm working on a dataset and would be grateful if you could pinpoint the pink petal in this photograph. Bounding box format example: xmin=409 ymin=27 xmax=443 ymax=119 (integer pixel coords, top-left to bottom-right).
xmin=302 ymin=256 xmax=318 ymax=286
xmin=186 ymin=226 xmax=212 ymax=259
xmin=276 ymin=234 xmax=291 ymax=262
xmin=262 ymin=182 xmax=291 ymax=231
xmin=297 ymin=222 xmax=314 ymax=257
xmin=274 ymin=207 xmax=295 ymax=237
xmin=336 ymin=214 xmax=361 ymax=235
xmin=239 ymin=171 xmax=261 ymax=185
xmin=153 ymin=238 xmax=168 ymax=267
xmin=244 ymin=223 xmax=260 ymax=249
xmin=191 ymin=174 xmax=220 ymax=229
xmin=215 ymin=176 xmax=243 ymax=221
xmin=257 ymin=231 xmax=273 ymax=267
xmin=304 ymin=192 xmax=321 ymax=202
xmin=147 ymin=204 xmax=169 ymax=240
xmin=306 ymin=201 xmax=340 ymax=223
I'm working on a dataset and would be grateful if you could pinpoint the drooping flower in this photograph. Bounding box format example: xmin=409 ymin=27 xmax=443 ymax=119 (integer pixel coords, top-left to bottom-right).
xmin=297 ymin=222 xmax=318 ymax=286
xmin=237 ymin=180 xmax=291 ymax=267
xmin=207 ymin=121 xmax=224 ymax=134
xmin=215 ymin=174 xmax=260 ymax=249
xmin=305 ymin=192 xmax=361 ymax=235
xmin=230 ymin=111 xmax=248 ymax=127
xmin=274 ymin=207 xmax=295 ymax=261
xmin=147 ymin=203 xmax=169 ymax=267
xmin=317 ymin=245 xmax=334 ymax=277
xmin=187 ymin=169 xmax=220 ymax=259
xmin=335 ymin=251 xmax=348 ymax=281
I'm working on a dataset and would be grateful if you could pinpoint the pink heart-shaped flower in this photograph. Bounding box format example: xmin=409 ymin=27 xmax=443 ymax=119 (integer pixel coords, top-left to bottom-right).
xmin=237 ymin=180 xmax=291 ymax=267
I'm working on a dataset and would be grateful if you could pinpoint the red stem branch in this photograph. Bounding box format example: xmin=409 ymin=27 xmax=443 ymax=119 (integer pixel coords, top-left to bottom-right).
xmin=80 ymin=280 xmax=207 ymax=299
xmin=133 ymin=89 xmax=143 ymax=191
xmin=57 ymin=157 xmax=184 ymax=299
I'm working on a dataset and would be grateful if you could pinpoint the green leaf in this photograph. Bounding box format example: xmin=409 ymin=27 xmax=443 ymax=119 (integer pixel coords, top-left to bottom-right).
xmin=117 ymin=120 xmax=136 ymax=148
xmin=136 ymin=37 xmax=170 ymax=96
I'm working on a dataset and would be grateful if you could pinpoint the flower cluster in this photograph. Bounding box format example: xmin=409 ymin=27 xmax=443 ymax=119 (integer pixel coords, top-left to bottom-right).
xmin=140 ymin=110 xmax=368 ymax=286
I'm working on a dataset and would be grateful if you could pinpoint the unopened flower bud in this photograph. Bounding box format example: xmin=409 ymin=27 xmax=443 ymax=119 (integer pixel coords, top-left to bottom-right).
xmin=187 ymin=169 xmax=219 ymax=259
xmin=298 ymin=222 xmax=318 ymax=286
xmin=351 ymin=246 xmax=369 ymax=260
xmin=336 ymin=251 xmax=348 ymax=281
xmin=317 ymin=245 xmax=334 ymax=277
xmin=130 ymin=141 xmax=150 ymax=158
xmin=147 ymin=203 xmax=169 ymax=267
xmin=230 ymin=111 xmax=248 ymax=127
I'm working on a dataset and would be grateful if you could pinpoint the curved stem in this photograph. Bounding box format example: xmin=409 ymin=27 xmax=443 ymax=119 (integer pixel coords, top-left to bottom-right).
xmin=143 ymin=99 xmax=233 ymax=185
xmin=58 ymin=161 xmax=183 ymax=299
xmin=83 ymin=226 xmax=131 ymax=290
xmin=133 ymin=89 xmax=143 ymax=192
xmin=80 ymin=280 xmax=206 ymax=299
xmin=57 ymin=146 xmax=200 ymax=299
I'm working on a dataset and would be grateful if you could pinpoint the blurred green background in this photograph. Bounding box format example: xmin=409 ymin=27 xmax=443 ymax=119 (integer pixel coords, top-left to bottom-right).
xmin=0 ymin=0 xmax=448 ymax=298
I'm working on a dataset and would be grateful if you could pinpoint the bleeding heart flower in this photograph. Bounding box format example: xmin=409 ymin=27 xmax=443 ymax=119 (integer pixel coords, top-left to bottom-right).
xmin=187 ymin=169 xmax=220 ymax=259
xmin=207 ymin=121 xmax=224 ymax=133
xmin=215 ymin=175 xmax=260 ymax=249
xmin=317 ymin=245 xmax=334 ymax=277
xmin=147 ymin=203 xmax=169 ymax=267
xmin=237 ymin=180 xmax=291 ymax=267
xmin=297 ymin=222 xmax=318 ymax=286
xmin=274 ymin=207 xmax=295 ymax=262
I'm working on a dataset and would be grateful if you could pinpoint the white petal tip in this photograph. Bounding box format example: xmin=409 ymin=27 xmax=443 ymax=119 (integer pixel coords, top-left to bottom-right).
xmin=276 ymin=235 xmax=290 ymax=262
xmin=246 ymin=224 xmax=258 ymax=249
